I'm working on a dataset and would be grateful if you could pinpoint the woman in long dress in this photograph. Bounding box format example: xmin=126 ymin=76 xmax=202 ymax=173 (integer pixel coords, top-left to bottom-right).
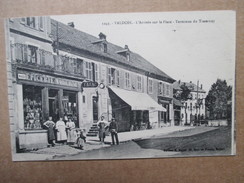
xmin=43 ymin=116 xmax=56 ymax=146
xmin=55 ymin=117 xmax=67 ymax=144
xmin=97 ymin=116 xmax=109 ymax=142
xmin=66 ymin=118 xmax=76 ymax=145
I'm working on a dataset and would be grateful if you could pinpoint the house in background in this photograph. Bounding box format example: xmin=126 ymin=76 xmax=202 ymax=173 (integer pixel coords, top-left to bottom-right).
xmin=173 ymin=80 xmax=206 ymax=126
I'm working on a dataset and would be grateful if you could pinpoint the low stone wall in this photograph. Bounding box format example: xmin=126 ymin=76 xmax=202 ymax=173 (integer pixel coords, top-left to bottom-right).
xmin=18 ymin=130 xmax=48 ymax=149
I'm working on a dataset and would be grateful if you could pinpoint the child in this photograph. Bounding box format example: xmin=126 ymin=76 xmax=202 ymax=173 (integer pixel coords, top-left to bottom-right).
xmin=76 ymin=129 xmax=86 ymax=150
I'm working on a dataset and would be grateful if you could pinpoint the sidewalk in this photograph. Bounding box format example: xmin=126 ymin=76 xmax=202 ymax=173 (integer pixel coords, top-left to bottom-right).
xmin=13 ymin=126 xmax=194 ymax=161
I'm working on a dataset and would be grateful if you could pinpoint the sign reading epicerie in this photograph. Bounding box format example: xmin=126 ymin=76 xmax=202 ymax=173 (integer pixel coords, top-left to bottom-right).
xmin=17 ymin=71 xmax=79 ymax=88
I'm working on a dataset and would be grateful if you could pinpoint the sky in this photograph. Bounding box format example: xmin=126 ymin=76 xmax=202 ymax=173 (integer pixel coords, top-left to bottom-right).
xmin=51 ymin=11 xmax=236 ymax=93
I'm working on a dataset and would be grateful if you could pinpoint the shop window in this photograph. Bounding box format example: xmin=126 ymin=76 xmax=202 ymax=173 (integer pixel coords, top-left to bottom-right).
xmin=23 ymin=85 xmax=43 ymax=130
xmin=148 ymin=79 xmax=153 ymax=94
xmin=125 ymin=72 xmax=131 ymax=89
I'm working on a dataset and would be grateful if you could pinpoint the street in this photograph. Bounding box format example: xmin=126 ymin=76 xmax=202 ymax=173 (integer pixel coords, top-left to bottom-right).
xmin=53 ymin=126 xmax=231 ymax=160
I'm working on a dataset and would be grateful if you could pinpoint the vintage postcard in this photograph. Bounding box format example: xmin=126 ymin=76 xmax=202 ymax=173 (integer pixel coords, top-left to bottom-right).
xmin=4 ymin=10 xmax=236 ymax=161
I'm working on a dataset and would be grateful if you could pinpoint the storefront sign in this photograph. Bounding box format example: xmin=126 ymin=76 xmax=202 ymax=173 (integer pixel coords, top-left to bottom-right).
xmin=81 ymin=81 xmax=98 ymax=88
xmin=17 ymin=71 xmax=79 ymax=88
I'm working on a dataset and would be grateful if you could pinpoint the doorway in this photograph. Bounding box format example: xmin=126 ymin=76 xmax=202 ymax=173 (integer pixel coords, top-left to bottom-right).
xmin=48 ymin=89 xmax=59 ymax=122
xmin=92 ymin=96 xmax=98 ymax=123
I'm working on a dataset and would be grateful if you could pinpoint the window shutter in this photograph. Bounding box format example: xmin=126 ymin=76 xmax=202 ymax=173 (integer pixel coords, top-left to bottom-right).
xmin=22 ymin=45 xmax=28 ymax=62
xmin=141 ymin=76 xmax=144 ymax=93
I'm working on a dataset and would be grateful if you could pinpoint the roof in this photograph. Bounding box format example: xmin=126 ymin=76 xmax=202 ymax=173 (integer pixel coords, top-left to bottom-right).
xmin=50 ymin=19 xmax=175 ymax=83
xmin=173 ymin=81 xmax=206 ymax=93
xmin=109 ymin=86 xmax=166 ymax=111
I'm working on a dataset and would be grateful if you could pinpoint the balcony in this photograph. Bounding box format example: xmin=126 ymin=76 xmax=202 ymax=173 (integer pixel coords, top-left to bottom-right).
xmin=11 ymin=43 xmax=84 ymax=77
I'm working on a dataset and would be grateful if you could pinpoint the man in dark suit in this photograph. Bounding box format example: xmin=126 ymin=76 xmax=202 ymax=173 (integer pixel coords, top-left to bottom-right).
xmin=109 ymin=118 xmax=119 ymax=145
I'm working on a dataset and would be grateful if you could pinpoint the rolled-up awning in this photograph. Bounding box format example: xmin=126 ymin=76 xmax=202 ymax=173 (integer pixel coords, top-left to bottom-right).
xmin=109 ymin=86 xmax=166 ymax=112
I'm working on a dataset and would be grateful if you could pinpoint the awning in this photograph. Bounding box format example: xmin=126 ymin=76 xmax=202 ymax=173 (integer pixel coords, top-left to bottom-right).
xmin=109 ymin=86 xmax=166 ymax=112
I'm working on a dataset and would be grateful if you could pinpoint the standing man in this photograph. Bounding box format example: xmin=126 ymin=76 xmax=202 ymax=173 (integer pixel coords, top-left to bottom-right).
xmin=109 ymin=118 xmax=119 ymax=145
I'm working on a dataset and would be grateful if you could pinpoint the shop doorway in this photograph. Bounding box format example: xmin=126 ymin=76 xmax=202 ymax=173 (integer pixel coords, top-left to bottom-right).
xmin=48 ymin=89 xmax=59 ymax=122
xmin=63 ymin=91 xmax=78 ymax=126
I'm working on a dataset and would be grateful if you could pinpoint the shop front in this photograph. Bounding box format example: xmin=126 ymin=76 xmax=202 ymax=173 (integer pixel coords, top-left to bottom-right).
xmin=108 ymin=86 xmax=166 ymax=132
xmin=158 ymin=97 xmax=174 ymax=127
xmin=15 ymin=69 xmax=83 ymax=149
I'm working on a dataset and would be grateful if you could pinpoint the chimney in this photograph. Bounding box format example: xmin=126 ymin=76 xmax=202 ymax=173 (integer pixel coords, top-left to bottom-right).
xmin=200 ymin=84 xmax=203 ymax=89
xmin=124 ymin=45 xmax=129 ymax=50
xmin=67 ymin=22 xmax=75 ymax=28
xmin=178 ymin=80 xmax=181 ymax=84
xmin=190 ymin=81 xmax=192 ymax=83
xmin=99 ymin=32 xmax=106 ymax=40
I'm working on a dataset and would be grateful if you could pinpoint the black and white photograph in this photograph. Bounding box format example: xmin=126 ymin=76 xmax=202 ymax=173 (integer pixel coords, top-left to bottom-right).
xmin=4 ymin=10 xmax=236 ymax=161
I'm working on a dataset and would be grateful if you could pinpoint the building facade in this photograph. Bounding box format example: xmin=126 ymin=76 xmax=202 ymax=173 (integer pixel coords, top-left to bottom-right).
xmin=6 ymin=16 xmax=175 ymax=151
xmin=173 ymin=80 xmax=206 ymax=125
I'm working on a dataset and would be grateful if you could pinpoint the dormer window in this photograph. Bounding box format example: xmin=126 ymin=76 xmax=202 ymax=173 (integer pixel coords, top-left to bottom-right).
xmin=126 ymin=52 xmax=130 ymax=61
xmin=116 ymin=45 xmax=131 ymax=61
xmin=92 ymin=32 xmax=108 ymax=53
xmin=103 ymin=43 xmax=107 ymax=53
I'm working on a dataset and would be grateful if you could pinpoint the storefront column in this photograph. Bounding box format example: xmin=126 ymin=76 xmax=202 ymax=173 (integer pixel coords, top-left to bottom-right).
xmin=16 ymin=84 xmax=24 ymax=129
xmin=78 ymin=91 xmax=83 ymax=127
xmin=58 ymin=89 xmax=64 ymax=118
xmin=169 ymin=102 xmax=174 ymax=126
xmin=42 ymin=87 xmax=49 ymax=121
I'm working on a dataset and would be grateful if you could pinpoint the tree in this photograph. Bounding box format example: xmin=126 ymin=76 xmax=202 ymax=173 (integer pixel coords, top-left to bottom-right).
xmin=205 ymin=79 xmax=232 ymax=120
xmin=173 ymin=84 xmax=192 ymax=101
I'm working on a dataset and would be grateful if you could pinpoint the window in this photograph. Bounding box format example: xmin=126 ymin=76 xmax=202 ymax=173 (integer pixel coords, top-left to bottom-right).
xmin=162 ymin=83 xmax=165 ymax=96
xmin=148 ymin=79 xmax=153 ymax=94
xmin=85 ymin=62 xmax=92 ymax=80
xmin=158 ymin=82 xmax=162 ymax=94
xmin=116 ymin=70 xmax=120 ymax=86
xmin=74 ymin=58 xmax=83 ymax=75
xmin=137 ymin=75 xmax=142 ymax=91
xmin=166 ymin=84 xmax=170 ymax=96
xmin=39 ymin=17 xmax=44 ymax=30
xmin=83 ymin=95 xmax=86 ymax=103
xmin=20 ymin=17 xmax=26 ymax=24
xmin=107 ymin=67 xmax=116 ymax=85
xmin=23 ymin=85 xmax=43 ymax=130
xmin=94 ymin=63 xmax=98 ymax=82
xmin=28 ymin=45 xmax=38 ymax=63
xmin=125 ymin=72 xmax=131 ymax=89
xmin=26 ymin=17 xmax=36 ymax=29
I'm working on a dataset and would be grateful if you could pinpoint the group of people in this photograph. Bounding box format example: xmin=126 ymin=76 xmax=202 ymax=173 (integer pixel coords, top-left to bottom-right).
xmin=43 ymin=117 xmax=86 ymax=148
xmin=43 ymin=115 xmax=119 ymax=149
xmin=97 ymin=116 xmax=119 ymax=145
